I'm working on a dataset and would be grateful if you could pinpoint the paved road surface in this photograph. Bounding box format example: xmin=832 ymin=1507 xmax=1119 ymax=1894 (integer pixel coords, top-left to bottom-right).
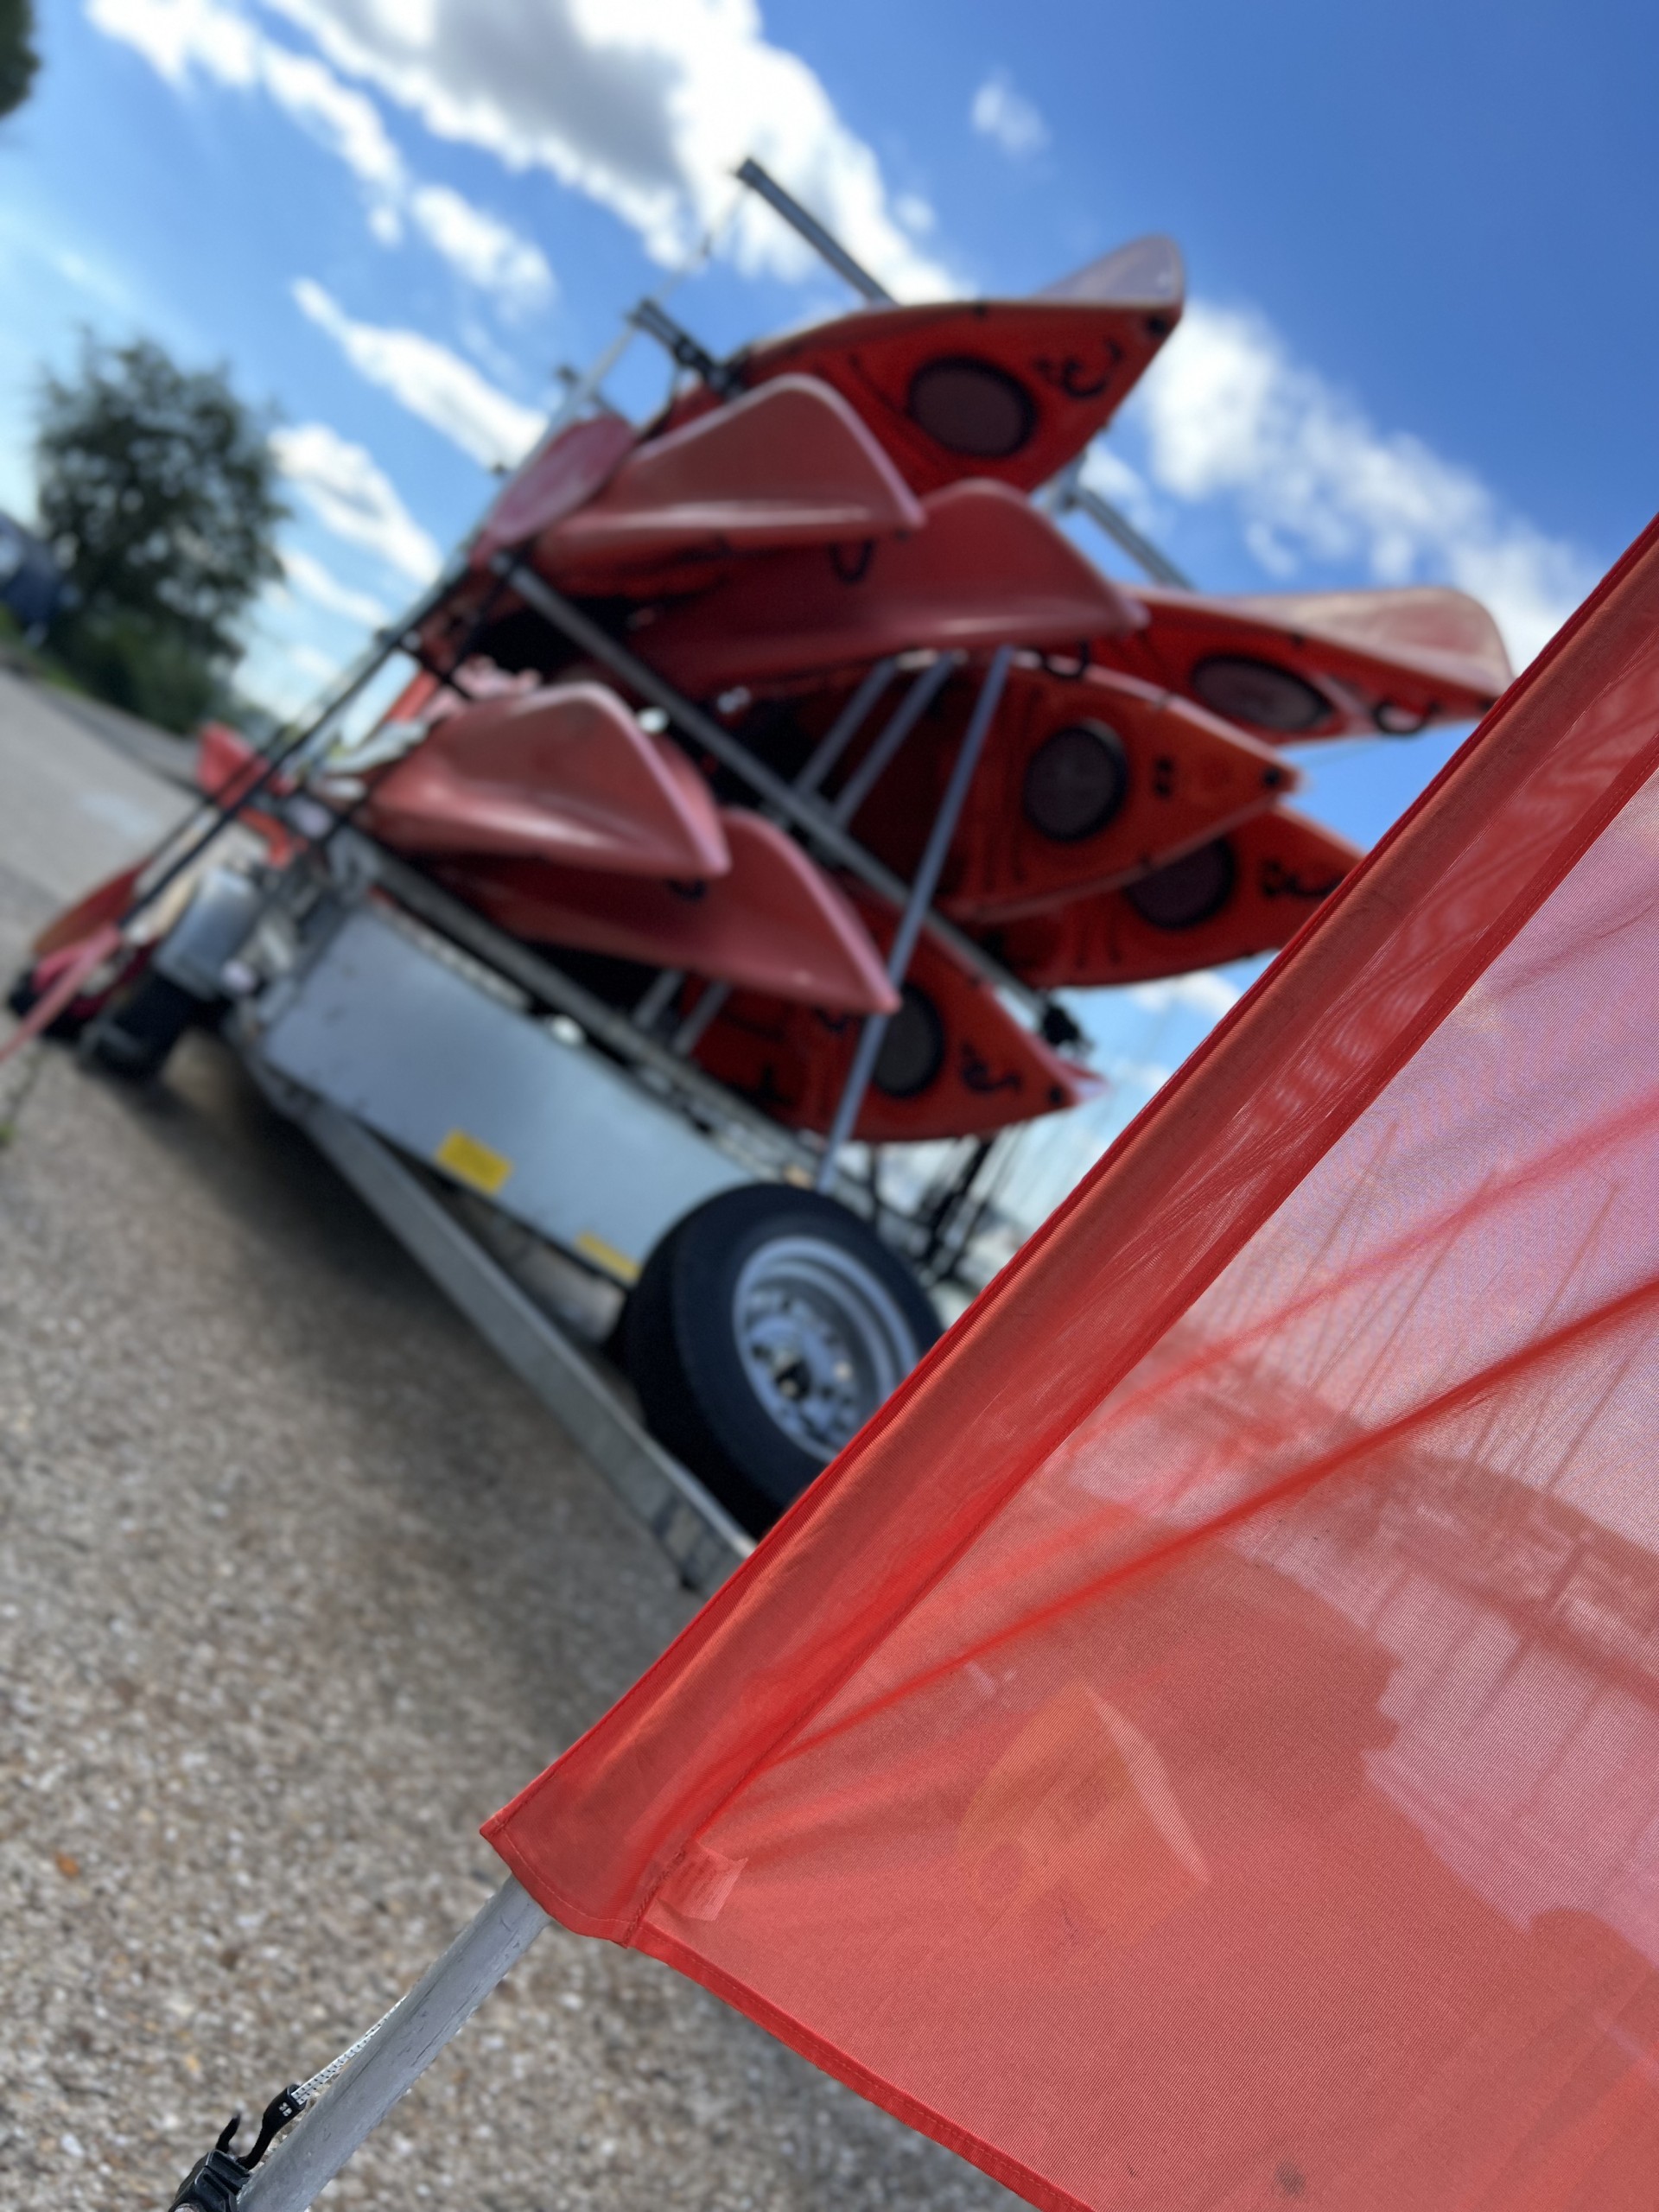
xmin=0 ymin=671 xmax=1013 ymax=2212
xmin=0 ymin=670 xmax=193 ymax=908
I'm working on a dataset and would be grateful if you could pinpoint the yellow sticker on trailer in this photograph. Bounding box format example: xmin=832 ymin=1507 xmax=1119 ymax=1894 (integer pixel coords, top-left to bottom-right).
xmin=434 ymin=1127 xmax=513 ymax=1195
xmin=575 ymin=1230 xmax=641 ymax=1284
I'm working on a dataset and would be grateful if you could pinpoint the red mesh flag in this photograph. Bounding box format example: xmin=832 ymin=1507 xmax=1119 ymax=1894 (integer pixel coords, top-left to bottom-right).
xmin=486 ymin=518 xmax=1659 ymax=2211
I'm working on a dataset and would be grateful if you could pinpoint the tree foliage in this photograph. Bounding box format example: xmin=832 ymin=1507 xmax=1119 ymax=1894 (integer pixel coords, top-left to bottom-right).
xmin=0 ymin=0 xmax=39 ymax=118
xmin=36 ymin=337 xmax=285 ymax=728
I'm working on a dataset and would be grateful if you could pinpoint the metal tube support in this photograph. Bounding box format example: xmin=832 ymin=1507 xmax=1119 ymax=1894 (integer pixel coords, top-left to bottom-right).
xmin=814 ymin=646 xmax=1014 ymax=1188
xmin=632 ymin=966 xmax=684 ymax=1031
xmin=109 ymin=573 xmax=454 ymax=948
xmin=238 ymin=1878 xmax=550 ymax=2212
xmin=734 ymin=158 xmax=894 ymax=306
xmin=792 ymin=656 xmax=899 ymax=798
xmin=1059 ymin=471 xmax=1193 ymax=591
xmin=671 ymin=979 xmax=730 ymax=1055
xmin=491 ymin=557 xmax=1046 ymax=1019
xmin=829 ymin=653 xmax=962 ymax=828
xmin=630 ymin=298 xmax=744 ymax=398
xmin=633 ymin=659 xmax=900 ymax=1043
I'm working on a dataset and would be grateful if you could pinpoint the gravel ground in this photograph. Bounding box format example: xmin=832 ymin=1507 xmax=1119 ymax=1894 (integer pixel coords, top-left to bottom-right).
xmin=0 ymin=692 xmax=1016 ymax=2212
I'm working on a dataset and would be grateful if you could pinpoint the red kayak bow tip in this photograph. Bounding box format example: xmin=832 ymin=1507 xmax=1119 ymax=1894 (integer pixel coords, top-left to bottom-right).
xmin=471 ymin=414 xmax=637 ymax=567
xmin=663 ymin=234 xmax=1185 ymax=499
xmin=1110 ymin=582 xmax=1513 ymax=740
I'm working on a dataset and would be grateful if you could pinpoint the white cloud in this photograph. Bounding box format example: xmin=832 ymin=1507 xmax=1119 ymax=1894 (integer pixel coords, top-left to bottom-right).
xmin=1109 ymin=1058 xmax=1176 ymax=1095
xmin=1135 ymin=300 xmax=1592 ymax=668
xmin=88 ymin=0 xmax=554 ymax=309
xmin=970 ymin=71 xmax=1049 ymax=159
xmin=271 ymin=420 xmax=442 ymax=581
xmin=409 ymin=184 xmax=553 ymax=314
xmin=282 ymin=544 xmax=390 ymax=627
xmin=257 ymin=0 xmax=956 ymax=296
xmin=88 ymin=0 xmax=257 ymax=83
xmin=293 ymin=279 xmax=543 ymax=469
xmin=1080 ymin=442 xmax=1161 ymax=533
xmin=289 ymin=639 xmax=342 ymax=681
xmin=1128 ymin=973 xmax=1243 ymax=1020
xmin=258 ymin=36 xmax=403 ymax=191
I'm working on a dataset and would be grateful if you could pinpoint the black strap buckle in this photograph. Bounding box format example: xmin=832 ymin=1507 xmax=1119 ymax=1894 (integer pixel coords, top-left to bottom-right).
xmin=166 ymin=2087 xmax=307 ymax=2209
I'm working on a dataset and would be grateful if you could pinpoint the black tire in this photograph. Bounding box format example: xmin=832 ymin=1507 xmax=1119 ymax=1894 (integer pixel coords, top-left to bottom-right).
xmin=626 ymin=1183 xmax=941 ymax=1535
xmin=85 ymin=970 xmax=203 ymax=1079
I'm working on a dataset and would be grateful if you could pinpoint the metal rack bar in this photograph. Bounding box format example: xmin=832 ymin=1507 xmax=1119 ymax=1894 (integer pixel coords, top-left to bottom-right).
xmin=1057 ymin=469 xmax=1193 ymax=591
xmin=490 ymin=557 xmax=1049 ymax=1020
xmin=238 ymin=1878 xmax=550 ymax=2212
xmin=793 ymin=655 xmax=899 ymax=796
xmin=816 ymin=646 xmax=1014 ymax=1185
xmin=828 ymin=652 xmax=961 ymax=828
xmin=734 ymin=157 xmax=894 ymax=306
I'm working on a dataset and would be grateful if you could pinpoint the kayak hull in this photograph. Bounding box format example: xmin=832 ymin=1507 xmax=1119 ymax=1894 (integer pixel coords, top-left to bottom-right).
xmin=471 ymin=415 xmax=637 ymax=566
xmin=692 ymin=883 xmax=1099 ymax=1143
xmin=523 ymin=377 xmax=925 ymax=601
xmin=433 ymin=809 xmax=897 ymax=1014
xmin=798 ymin=660 xmax=1299 ymax=922
xmin=988 ymin=805 xmax=1363 ymax=988
xmin=663 ymin=240 xmax=1184 ymax=497
xmin=363 ymin=683 xmax=731 ymax=880
xmin=1106 ymin=583 xmax=1512 ymax=740
xmin=640 ymin=480 xmax=1141 ymax=694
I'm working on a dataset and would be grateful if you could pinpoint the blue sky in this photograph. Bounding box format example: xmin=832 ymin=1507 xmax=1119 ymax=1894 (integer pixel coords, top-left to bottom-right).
xmin=2 ymin=0 xmax=1654 ymax=1210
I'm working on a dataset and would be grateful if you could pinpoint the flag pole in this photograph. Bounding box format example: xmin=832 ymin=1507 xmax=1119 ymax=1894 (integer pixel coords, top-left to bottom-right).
xmin=235 ymin=1879 xmax=549 ymax=2212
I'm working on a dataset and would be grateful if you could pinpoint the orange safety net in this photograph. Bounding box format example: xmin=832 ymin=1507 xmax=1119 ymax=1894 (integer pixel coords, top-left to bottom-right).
xmin=487 ymin=516 xmax=1659 ymax=2212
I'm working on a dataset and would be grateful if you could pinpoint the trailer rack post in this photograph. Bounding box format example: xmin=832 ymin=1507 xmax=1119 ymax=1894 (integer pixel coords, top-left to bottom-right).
xmin=816 ymin=646 xmax=1014 ymax=1185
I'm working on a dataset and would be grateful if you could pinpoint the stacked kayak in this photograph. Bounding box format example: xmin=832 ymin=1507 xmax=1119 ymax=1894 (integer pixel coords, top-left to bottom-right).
xmin=346 ymin=232 xmax=1510 ymax=1147
xmin=1103 ymin=582 xmax=1512 ymax=737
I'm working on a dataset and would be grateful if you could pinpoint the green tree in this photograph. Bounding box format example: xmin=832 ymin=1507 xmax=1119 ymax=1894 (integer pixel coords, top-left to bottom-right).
xmin=37 ymin=336 xmax=285 ymax=729
xmin=0 ymin=0 xmax=38 ymax=118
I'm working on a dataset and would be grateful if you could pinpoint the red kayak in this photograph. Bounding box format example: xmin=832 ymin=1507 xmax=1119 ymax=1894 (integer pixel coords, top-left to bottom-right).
xmin=988 ymin=805 xmax=1363 ymax=988
xmin=1105 ymin=582 xmax=1513 ymax=739
xmin=662 ymin=234 xmax=1184 ymax=499
xmin=639 ymin=480 xmax=1141 ymax=694
xmin=29 ymin=861 xmax=146 ymax=962
xmin=522 ymin=377 xmax=925 ymax=601
xmin=472 ymin=414 xmax=637 ymax=566
xmin=433 ymin=809 xmax=898 ymax=1014
xmin=811 ymin=660 xmax=1297 ymax=923
xmin=361 ymin=682 xmax=730 ymax=880
xmin=691 ymin=882 xmax=1099 ymax=1144
xmin=193 ymin=722 xmax=300 ymax=861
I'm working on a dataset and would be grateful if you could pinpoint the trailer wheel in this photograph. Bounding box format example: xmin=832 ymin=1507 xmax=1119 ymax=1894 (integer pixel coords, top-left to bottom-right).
xmin=85 ymin=970 xmax=204 ymax=1079
xmin=626 ymin=1184 xmax=941 ymax=1535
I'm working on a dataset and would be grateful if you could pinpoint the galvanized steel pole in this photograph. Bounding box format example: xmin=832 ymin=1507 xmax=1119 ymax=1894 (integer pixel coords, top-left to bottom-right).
xmin=238 ymin=1879 xmax=549 ymax=2212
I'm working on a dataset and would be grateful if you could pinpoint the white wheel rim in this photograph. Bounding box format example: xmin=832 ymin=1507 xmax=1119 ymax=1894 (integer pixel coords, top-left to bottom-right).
xmin=732 ymin=1234 xmax=921 ymax=1464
